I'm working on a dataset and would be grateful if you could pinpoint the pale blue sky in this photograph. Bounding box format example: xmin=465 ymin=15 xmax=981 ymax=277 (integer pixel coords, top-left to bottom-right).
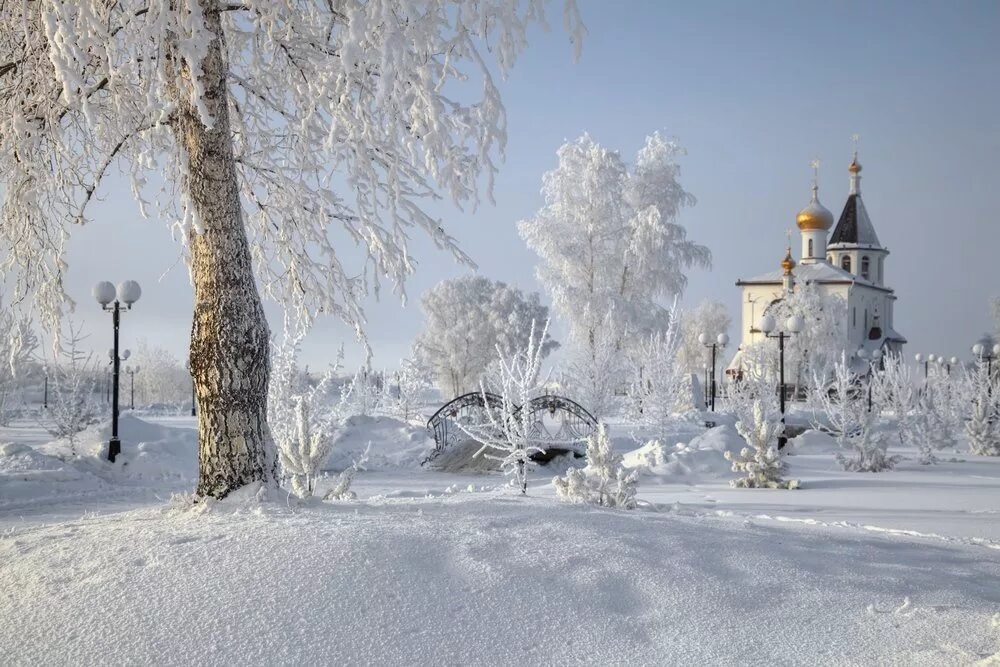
xmin=69 ymin=1 xmax=1000 ymax=370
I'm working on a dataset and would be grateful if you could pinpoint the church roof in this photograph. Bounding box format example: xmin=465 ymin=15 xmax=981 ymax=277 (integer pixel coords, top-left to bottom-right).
xmin=739 ymin=260 xmax=876 ymax=286
xmin=830 ymin=194 xmax=881 ymax=247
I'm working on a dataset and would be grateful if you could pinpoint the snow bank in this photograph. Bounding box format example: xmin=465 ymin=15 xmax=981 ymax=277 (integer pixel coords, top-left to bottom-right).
xmin=788 ymin=428 xmax=841 ymax=454
xmin=622 ymin=424 xmax=744 ymax=482
xmin=325 ymin=415 xmax=433 ymax=471
xmin=0 ymin=415 xmax=198 ymax=510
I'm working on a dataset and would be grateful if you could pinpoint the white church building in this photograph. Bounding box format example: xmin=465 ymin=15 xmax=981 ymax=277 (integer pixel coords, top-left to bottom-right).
xmin=728 ymin=152 xmax=905 ymax=376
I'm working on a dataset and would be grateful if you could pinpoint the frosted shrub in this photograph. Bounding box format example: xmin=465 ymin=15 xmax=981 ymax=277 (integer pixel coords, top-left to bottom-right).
xmin=723 ymin=375 xmax=798 ymax=489
xmin=553 ymin=425 xmax=639 ymax=509
xmin=268 ymin=322 xmax=354 ymax=499
xmin=963 ymin=364 xmax=1000 ymax=456
xmin=42 ymin=323 xmax=99 ymax=455
xmin=810 ymin=354 xmax=898 ymax=472
xmin=323 ymin=444 xmax=371 ymax=501
xmin=456 ymin=321 xmax=552 ymax=494
xmin=624 ymin=298 xmax=691 ymax=436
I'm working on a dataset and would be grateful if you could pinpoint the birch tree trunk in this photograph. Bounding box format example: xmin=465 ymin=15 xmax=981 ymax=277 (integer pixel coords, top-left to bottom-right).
xmin=169 ymin=5 xmax=275 ymax=498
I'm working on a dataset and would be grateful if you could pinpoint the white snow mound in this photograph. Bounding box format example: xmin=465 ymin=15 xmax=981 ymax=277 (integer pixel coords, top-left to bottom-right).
xmin=622 ymin=424 xmax=744 ymax=481
xmin=325 ymin=415 xmax=433 ymax=470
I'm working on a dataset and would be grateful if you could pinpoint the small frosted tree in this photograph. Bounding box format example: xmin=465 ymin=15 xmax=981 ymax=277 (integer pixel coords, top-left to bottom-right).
xmin=388 ymin=357 xmax=432 ymax=423
xmin=455 ymin=320 xmax=552 ymax=494
xmin=723 ymin=368 xmax=798 ymax=489
xmin=42 ymin=324 xmax=100 ymax=455
xmin=553 ymin=424 xmax=638 ymax=508
xmin=268 ymin=322 xmax=353 ymax=499
xmin=624 ymin=299 xmax=690 ymax=437
xmin=810 ymin=354 xmax=897 ymax=472
xmin=963 ymin=362 xmax=1000 ymax=456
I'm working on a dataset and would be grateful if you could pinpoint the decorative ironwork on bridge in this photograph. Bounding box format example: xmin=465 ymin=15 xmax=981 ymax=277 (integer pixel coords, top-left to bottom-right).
xmin=423 ymin=392 xmax=599 ymax=465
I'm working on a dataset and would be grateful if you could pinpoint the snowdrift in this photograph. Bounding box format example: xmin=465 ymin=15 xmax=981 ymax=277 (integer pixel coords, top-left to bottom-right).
xmin=622 ymin=424 xmax=745 ymax=482
xmin=325 ymin=415 xmax=433 ymax=471
xmin=0 ymin=414 xmax=198 ymax=509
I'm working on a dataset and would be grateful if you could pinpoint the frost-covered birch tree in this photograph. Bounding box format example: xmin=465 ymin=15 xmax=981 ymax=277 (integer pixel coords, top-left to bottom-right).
xmin=1 ymin=1 xmax=581 ymax=498
xmin=518 ymin=133 xmax=710 ymax=400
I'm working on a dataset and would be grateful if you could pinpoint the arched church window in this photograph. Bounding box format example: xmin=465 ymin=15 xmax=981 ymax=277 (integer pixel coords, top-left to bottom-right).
xmin=841 ymin=255 xmax=852 ymax=273
xmin=861 ymin=256 xmax=870 ymax=280
xmin=827 ymin=254 xmax=833 ymax=263
xmin=807 ymin=239 xmax=814 ymax=257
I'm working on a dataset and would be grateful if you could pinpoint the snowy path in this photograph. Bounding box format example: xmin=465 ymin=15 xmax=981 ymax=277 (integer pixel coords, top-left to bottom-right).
xmin=2 ymin=492 xmax=999 ymax=665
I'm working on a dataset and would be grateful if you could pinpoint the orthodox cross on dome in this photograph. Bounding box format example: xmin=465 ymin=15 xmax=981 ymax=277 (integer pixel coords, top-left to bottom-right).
xmin=851 ymin=133 xmax=861 ymax=160
xmin=810 ymin=158 xmax=821 ymax=188
xmin=785 ymin=228 xmax=793 ymax=245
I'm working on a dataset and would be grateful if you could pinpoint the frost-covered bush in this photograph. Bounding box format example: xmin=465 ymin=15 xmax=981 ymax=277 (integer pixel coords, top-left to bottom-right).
xmin=963 ymin=363 xmax=1000 ymax=456
xmin=871 ymin=353 xmax=946 ymax=464
xmin=42 ymin=323 xmax=99 ymax=455
xmin=455 ymin=320 xmax=552 ymax=494
xmin=722 ymin=373 xmax=798 ymax=489
xmin=385 ymin=356 xmax=432 ymax=423
xmin=810 ymin=354 xmax=898 ymax=472
xmin=624 ymin=299 xmax=692 ymax=436
xmin=268 ymin=322 xmax=354 ymax=499
xmin=553 ymin=425 xmax=638 ymax=508
xmin=323 ymin=443 xmax=371 ymax=501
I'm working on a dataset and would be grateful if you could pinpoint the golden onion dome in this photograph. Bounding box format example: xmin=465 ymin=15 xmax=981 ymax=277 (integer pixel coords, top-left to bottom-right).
xmin=781 ymin=247 xmax=795 ymax=275
xmin=848 ymin=157 xmax=862 ymax=174
xmin=796 ymin=185 xmax=834 ymax=231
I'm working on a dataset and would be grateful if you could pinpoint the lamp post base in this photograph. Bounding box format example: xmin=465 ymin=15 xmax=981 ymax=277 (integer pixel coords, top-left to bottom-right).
xmin=107 ymin=437 xmax=121 ymax=462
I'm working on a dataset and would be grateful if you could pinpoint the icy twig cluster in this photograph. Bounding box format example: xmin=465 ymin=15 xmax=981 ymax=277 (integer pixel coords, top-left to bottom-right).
xmin=963 ymin=362 xmax=1000 ymax=456
xmin=553 ymin=425 xmax=638 ymax=508
xmin=810 ymin=353 xmax=898 ymax=472
xmin=268 ymin=320 xmax=353 ymax=499
xmin=455 ymin=320 xmax=552 ymax=494
xmin=41 ymin=322 xmax=99 ymax=455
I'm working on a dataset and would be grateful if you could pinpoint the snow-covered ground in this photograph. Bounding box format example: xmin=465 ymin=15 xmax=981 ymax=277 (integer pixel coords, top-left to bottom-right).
xmin=2 ymin=412 xmax=999 ymax=664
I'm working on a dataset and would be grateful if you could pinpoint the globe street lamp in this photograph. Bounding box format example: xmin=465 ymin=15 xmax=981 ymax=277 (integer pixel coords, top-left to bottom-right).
xmin=125 ymin=365 xmax=141 ymax=410
xmin=857 ymin=348 xmax=883 ymax=412
xmin=94 ymin=280 xmax=141 ymax=462
xmin=760 ymin=313 xmax=804 ymax=449
xmin=972 ymin=342 xmax=1000 ymax=377
xmin=698 ymin=332 xmax=729 ymax=412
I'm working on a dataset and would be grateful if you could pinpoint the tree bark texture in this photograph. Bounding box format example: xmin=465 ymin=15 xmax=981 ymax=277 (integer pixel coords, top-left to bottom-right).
xmin=169 ymin=5 xmax=275 ymax=498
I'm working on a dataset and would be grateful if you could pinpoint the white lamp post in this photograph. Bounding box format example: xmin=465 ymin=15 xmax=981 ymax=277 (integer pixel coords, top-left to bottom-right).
xmin=699 ymin=332 xmax=730 ymax=411
xmin=759 ymin=314 xmax=804 ymax=448
xmin=94 ymin=280 xmax=141 ymax=462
